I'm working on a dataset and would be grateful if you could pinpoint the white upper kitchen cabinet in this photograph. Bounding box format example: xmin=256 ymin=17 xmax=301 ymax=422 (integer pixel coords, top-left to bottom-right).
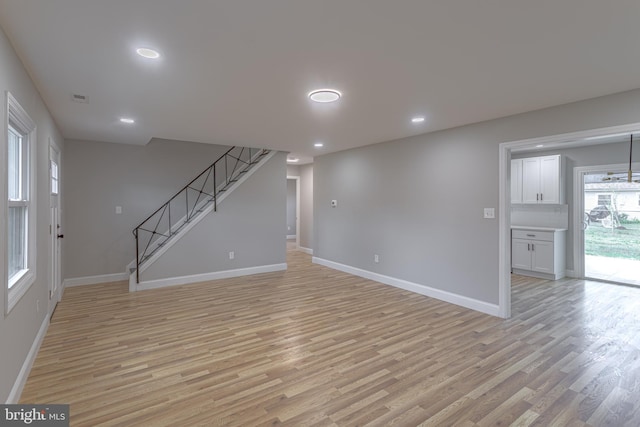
xmin=511 ymin=158 xmax=523 ymax=204
xmin=514 ymin=154 xmax=563 ymax=204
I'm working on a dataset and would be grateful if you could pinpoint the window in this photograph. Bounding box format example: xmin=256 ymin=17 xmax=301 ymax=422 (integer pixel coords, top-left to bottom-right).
xmin=597 ymin=194 xmax=611 ymax=206
xmin=51 ymin=159 xmax=59 ymax=195
xmin=8 ymin=125 xmax=28 ymax=284
xmin=6 ymin=92 xmax=36 ymax=312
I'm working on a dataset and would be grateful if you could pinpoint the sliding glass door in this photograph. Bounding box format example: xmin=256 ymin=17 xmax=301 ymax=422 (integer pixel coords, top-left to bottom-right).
xmin=583 ymin=171 xmax=640 ymax=286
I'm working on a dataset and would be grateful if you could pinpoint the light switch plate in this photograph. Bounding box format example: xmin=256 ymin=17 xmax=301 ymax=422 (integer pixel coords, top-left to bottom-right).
xmin=115 ymin=206 xmax=122 ymax=214
xmin=483 ymin=208 xmax=495 ymax=219
xmin=331 ymin=200 xmax=338 ymax=207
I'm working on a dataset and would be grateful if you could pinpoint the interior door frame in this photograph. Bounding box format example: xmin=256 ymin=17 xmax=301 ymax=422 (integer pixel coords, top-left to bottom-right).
xmin=287 ymin=175 xmax=300 ymax=249
xmin=498 ymin=122 xmax=640 ymax=319
xmin=49 ymin=139 xmax=62 ymax=316
xmin=573 ymin=162 xmax=640 ymax=279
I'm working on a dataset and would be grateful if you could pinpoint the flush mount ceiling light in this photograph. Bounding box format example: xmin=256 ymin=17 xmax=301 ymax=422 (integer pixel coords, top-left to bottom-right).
xmin=120 ymin=117 xmax=135 ymax=124
xmin=308 ymin=89 xmax=341 ymax=103
xmin=314 ymin=142 xmax=324 ymax=148
xmin=411 ymin=117 xmax=425 ymax=123
xmin=136 ymin=47 xmax=160 ymax=59
xmin=287 ymin=157 xmax=299 ymax=163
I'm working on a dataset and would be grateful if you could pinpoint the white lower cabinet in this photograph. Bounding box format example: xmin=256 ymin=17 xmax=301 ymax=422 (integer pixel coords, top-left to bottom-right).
xmin=511 ymin=228 xmax=565 ymax=280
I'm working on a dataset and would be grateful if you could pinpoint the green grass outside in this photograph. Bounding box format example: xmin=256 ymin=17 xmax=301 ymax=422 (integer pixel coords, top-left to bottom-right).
xmin=585 ymin=222 xmax=640 ymax=260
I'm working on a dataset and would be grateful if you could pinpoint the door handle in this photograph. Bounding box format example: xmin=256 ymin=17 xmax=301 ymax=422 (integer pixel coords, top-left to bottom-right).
xmin=57 ymin=234 xmax=64 ymax=239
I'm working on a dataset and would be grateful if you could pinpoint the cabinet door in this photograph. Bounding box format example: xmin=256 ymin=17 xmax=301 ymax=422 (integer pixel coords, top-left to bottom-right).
xmin=512 ymin=239 xmax=532 ymax=270
xmin=531 ymin=240 xmax=554 ymax=273
xmin=511 ymin=159 xmax=523 ymax=204
xmin=539 ymin=155 xmax=560 ymax=204
xmin=521 ymin=158 xmax=541 ymax=204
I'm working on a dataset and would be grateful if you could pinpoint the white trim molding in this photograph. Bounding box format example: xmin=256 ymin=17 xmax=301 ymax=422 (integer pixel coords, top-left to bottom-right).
xmin=312 ymin=257 xmax=500 ymax=317
xmin=298 ymin=246 xmax=313 ymax=255
xmin=134 ymin=263 xmax=287 ymax=292
xmin=64 ymin=272 xmax=129 ymax=287
xmin=6 ymin=315 xmax=49 ymax=403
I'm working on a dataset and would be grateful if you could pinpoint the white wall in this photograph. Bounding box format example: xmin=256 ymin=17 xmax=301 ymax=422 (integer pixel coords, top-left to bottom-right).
xmin=0 ymin=25 xmax=64 ymax=402
xmin=314 ymin=89 xmax=640 ymax=310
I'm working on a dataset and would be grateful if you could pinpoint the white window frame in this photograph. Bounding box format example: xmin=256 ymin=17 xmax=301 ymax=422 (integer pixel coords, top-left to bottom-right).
xmin=5 ymin=92 xmax=37 ymax=313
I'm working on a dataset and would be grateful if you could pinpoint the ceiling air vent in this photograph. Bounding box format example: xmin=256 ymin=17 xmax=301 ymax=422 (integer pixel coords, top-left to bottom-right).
xmin=71 ymin=93 xmax=89 ymax=103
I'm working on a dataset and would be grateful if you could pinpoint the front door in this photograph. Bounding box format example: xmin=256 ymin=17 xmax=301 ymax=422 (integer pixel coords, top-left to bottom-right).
xmin=49 ymin=144 xmax=62 ymax=316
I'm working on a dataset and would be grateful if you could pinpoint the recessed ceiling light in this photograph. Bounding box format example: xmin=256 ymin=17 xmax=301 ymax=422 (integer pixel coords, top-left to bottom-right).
xmin=308 ymin=89 xmax=341 ymax=103
xmin=287 ymin=157 xmax=299 ymax=163
xmin=120 ymin=118 xmax=135 ymax=124
xmin=314 ymin=142 xmax=324 ymax=148
xmin=136 ymin=47 xmax=160 ymax=59
xmin=411 ymin=117 xmax=425 ymax=123
xmin=536 ymin=144 xmax=544 ymax=148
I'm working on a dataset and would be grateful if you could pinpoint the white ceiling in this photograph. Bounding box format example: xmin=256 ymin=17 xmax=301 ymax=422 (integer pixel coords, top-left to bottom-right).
xmin=1 ymin=1 xmax=640 ymax=164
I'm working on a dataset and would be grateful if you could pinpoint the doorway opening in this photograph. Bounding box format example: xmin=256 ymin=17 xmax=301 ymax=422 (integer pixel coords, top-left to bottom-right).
xmin=500 ymin=123 xmax=640 ymax=319
xmin=286 ymin=176 xmax=300 ymax=250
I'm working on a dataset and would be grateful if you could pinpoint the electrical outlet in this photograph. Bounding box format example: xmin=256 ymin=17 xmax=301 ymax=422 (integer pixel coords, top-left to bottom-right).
xmin=229 ymin=251 xmax=235 ymax=260
xmin=115 ymin=206 xmax=122 ymax=214
xmin=331 ymin=200 xmax=338 ymax=207
xmin=287 ymin=226 xmax=291 ymax=231
xmin=374 ymin=254 xmax=379 ymax=263
xmin=483 ymin=208 xmax=495 ymax=219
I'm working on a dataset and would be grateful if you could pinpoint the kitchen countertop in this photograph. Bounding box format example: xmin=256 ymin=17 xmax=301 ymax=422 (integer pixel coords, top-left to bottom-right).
xmin=511 ymin=225 xmax=568 ymax=232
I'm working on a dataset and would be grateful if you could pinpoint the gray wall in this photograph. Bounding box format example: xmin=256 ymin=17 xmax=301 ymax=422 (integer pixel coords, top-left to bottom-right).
xmin=143 ymin=152 xmax=287 ymax=280
xmin=514 ymin=141 xmax=638 ymax=271
xmin=299 ymin=164 xmax=314 ymax=250
xmin=286 ymin=179 xmax=297 ymax=236
xmin=314 ymin=89 xmax=640 ymax=306
xmin=63 ymin=138 xmax=232 ymax=279
xmin=0 ymin=26 xmax=65 ymax=402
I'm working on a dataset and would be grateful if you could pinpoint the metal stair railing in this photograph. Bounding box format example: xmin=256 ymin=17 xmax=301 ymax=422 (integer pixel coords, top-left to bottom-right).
xmin=132 ymin=146 xmax=270 ymax=283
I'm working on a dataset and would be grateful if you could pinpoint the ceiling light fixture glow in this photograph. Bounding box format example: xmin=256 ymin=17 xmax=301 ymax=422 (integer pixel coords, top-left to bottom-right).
xmin=308 ymin=89 xmax=341 ymax=103
xmin=314 ymin=142 xmax=324 ymax=148
xmin=536 ymin=144 xmax=544 ymax=148
xmin=411 ymin=117 xmax=425 ymax=123
xmin=287 ymin=157 xmax=300 ymax=163
xmin=120 ymin=118 xmax=135 ymax=124
xmin=136 ymin=47 xmax=160 ymax=59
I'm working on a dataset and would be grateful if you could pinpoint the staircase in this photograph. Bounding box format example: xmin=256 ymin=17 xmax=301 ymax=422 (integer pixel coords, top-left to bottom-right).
xmin=130 ymin=146 xmax=272 ymax=287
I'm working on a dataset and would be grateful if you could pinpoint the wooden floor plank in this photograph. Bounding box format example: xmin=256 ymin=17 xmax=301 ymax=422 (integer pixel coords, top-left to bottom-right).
xmin=19 ymin=251 xmax=640 ymax=426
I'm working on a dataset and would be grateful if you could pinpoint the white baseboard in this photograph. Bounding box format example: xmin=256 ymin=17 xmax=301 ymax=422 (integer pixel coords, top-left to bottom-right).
xmin=135 ymin=263 xmax=288 ymax=291
xmin=312 ymin=257 xmax=500 ymax=317
xmin=64 ymin=272 xmax=129 ymax=287
xmin=7 ymin=315 xmax=49 ymax=403
xmin=565 ymin=269 xmax=576 ymax=278
xmin=298 ymin=246 xmax=313 ymax=255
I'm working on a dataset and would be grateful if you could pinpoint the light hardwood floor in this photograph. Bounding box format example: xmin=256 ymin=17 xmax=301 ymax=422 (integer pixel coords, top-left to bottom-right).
xmin=21 ymin=249 xmax=640 ymax=426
